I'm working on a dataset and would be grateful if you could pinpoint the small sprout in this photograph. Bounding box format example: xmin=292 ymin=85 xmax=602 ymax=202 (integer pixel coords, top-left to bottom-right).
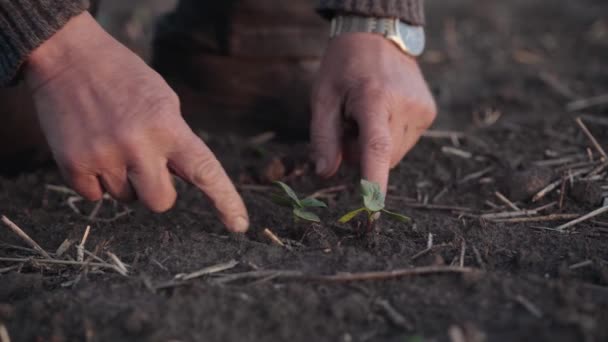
xmin=272 ymin=181 xmax=327 ymax=223
xmin=339 ymin=180 xmax=410 ymax=229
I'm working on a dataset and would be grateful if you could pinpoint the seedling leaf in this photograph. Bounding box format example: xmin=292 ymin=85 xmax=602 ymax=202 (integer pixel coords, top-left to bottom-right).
xmin=274 ymin=181 xmax=301 ymax=207
xmin=300 ymin=197 xmax=328 ymax=208
xmin=293 ymin=208 xmax=320 ymax=223
xmin=381 ymin=209 xmax=411 ymax=222
xmin=361 ymin=179 xmax=385 ymax=212
xmin=338 ymin=207 xmax=367 ymax=223
xmin=270 ymin=194 xmax=294 ymax=208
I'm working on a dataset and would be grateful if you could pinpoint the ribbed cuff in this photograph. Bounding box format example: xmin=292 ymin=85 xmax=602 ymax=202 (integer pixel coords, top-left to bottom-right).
xmin=317 ymin=0 xmax=425 ymax=26
xmin=0 ymin=0 xmax=89 ymax=86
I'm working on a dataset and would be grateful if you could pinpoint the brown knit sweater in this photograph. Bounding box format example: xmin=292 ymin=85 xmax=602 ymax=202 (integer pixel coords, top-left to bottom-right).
xmin=0 ymin=0 xmax=424 ymax=86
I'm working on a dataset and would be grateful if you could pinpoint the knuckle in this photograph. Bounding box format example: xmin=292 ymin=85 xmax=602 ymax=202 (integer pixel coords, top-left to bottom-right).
xmin=190 ymin=155 xmax=223 ymax=187
xmin=367 ymin=136 xmax=392 ymax=157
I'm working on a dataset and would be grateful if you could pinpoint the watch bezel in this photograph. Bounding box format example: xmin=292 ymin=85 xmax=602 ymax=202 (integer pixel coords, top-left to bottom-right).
xmin=394 ymin=20 xmax=425 ymax=57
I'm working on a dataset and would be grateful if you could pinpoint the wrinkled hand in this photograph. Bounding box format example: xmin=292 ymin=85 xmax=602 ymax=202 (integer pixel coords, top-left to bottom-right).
xmin=25 ymin=13 xmax=248 ymax=232
xmin=311 ymin=33 xmax=437 ymax=192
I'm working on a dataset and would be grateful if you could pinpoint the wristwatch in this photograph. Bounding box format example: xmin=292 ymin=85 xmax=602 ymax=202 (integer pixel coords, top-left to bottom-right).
xmin=330 ymin=15 xmax=426 ymax=57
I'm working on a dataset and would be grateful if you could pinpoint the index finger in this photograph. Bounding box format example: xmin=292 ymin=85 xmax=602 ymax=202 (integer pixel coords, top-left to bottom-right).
xmin=352 ymin=108 xmax=392 ymax=193
xmin=168 ymin=132 xmax=249 ymax=232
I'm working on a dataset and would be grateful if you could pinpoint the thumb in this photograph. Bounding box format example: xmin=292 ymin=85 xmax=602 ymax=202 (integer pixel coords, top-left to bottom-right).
xmin=310 ymin=86 xmax=343 ymax=178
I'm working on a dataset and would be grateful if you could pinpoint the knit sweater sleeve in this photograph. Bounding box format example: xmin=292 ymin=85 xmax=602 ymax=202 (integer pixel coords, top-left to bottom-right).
xmin=0 ymin=0 xmax=89 ymax=86
xmin=316 ymin=0 xmax=425 ymax=26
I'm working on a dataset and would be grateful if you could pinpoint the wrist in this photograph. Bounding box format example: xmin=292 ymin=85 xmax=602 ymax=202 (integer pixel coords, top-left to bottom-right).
xmin=24 ymin=12 xmax=109 ymax=90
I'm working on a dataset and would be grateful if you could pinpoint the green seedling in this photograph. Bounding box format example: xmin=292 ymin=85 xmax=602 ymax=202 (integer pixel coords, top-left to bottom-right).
xmin=272 ymin=181 xmax=327 ymax=223
xmin=339 ymin=180 xmax=410 ymax=229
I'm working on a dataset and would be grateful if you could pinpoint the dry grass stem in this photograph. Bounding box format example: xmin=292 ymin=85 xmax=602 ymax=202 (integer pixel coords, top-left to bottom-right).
xmin=0 ymin=257 xmax=117 ymax=270
xmin=45 ymin=184 xmax=78 ymax=195
xmin=459 ymin=240 xmax=466 ymax=268
xmin=569 ymin=260 xmax=593 ymax=270
xmin=248 ymin=131 xmax=276 ymax=145
xmin=388 ymin=198 xmax=474 ymax=212
xmin=494 ymin=192 xmax=520 ymax=211
xmin=175 ymin=260 xmax=239 ymax=282
xmin=457 ymin=166 xmax=495 ymax=184
xmin=307 ymin=185 xmax=348 ymax=199
xmin=215 ymin=265 xmax=477 ymax=284
xmin=567 ymin=94 xmax=608 ymax=112
xmin=482 ymin=210 xmax=538 ymax=220
xmin=55 ymin=239 xmax=73 ymax=257
xmin=492 ymin=214 xmax=580 ymax=224
xmin=1 ymin=216 xmax=51 ymax=259
xmin=375 ymin=299 xmax=413 ymax=330
xmin=442 ymin=146 xmax=473 ymax=159
xmin=575 ymin=117 xmax=608 ymax=161
xmin=513 ymin=295 xmax=543 ymax=318
xmin=555 ymin=206 xmax=608 ymax=231
xmin=107 ymin=252 xmax=129 ymax=276
xmin=263 ymin=228 xmax=288 ymax=249
xmin=77 ymin=226 xmax=91 ymax=262
xmin=87 ymin=200 xmax=104 ymax=220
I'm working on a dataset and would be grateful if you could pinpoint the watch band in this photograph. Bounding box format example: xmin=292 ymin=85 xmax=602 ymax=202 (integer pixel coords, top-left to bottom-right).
xmin=329 ymin=15 xmax=425 ymax=57
xmin=330 ymin=15 xmax=397 ymax=38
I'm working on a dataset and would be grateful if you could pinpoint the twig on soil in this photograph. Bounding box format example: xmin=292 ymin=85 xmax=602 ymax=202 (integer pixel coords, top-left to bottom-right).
xmin=107 ymin=252 xmax=129 ymax=276
xmin=472 ymin=246 xmax=485 ymax=269
xmin=213 ymin=265 xmax=477 ymax=284
xmin=492 ymin=213 xmax=580 ymax=224
xmin=409 ymin=243 xmax=450 ymax=261
xmin=155 ymin=260 xmax=240 ymax=289
xmin=175 ymin=260 xmax=239 ymax=282
xmin=513 ymin=295 xmax=543 ymax=318
xmin=263 ymin=228 xmax=290 ymax=250
xmin=494 ymin=192 xmax=520 ymax=211
xmin=307 ymin=185 xmax=348 ymax=199
xmin=55 ymin=239 xmax=73 ymax=257
xmin=532 ymin=168 xmax=590 ymax=202
xmin=432 ymin=187 xmax=449 ymax=203
xmin=46 ymin=184 xmax=78 ymax=195
xmin=569 ymin=260 xmax=593 ymax=270
xmin=559 ymin=179 xmax=567 ymax=209
xmin=0 ymin=257 xmax=118 ymax=270
xmin=375 ymin=299 xmax=413 ymax=330
xmin=555 ymin=206 xmax=608 ymax=231
xmin=87 ymin=200 xmax=104 ymax=221
xmin=459 ymin=240 xmax=466 ymax=268
xmin=457 ymin=166 xmax=495 ymax=184
xmin=441 ymin=146 xmax=472 ymax=159
xmin=575 ymin=117 xmax=608 ymax=161
xmin=567 ymin=93 xmax=608 ymax=112
xmin=0 ymin=265 xmax=20 ymax=274
xmin=1 ymin=216 xmax=52 ymax=259
xmin=387 ymin=198 xmax=474 ymax=213
xmin=538 ymin=71 xmax=578 ymax=100
xmin=481 ymin=210 xmax=538 ymax=220
xmin=248 ymin=131 xmax=276 ymax=145
xmin=77 ymin=225 xmax=91 ymax=262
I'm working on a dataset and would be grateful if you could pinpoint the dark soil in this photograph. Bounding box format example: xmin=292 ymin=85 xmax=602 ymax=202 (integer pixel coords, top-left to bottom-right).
xmin=2 ymin=0 xmax=608 ymax=341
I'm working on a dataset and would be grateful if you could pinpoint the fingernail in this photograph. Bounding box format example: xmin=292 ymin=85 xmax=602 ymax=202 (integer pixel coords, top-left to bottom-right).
xmin=232 ymin=216 xmax=249 ymax=233
xmin=316 ymin=158 xmax=327 ymax=175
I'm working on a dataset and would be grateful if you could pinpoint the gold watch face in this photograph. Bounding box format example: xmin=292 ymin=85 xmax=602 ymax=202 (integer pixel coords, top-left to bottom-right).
xmin=397 ymin=22 xmax=425 ymax=56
